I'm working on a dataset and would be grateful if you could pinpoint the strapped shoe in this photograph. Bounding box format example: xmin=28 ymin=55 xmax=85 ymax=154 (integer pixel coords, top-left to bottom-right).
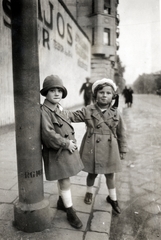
xmin=84 ymin=192 xmax=93 ymax=205
xmin=57 ymin=196 xmax=66 ymax=212
xmin=66 ymin=207 xmax=83 ymax=229
xmin=106 ymin=195 xmax=121 ymax=214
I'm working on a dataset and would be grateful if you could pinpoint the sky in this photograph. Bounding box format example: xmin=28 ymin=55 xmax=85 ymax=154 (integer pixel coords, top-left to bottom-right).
xmin=118 ymin=0 xmax=161 ymax=84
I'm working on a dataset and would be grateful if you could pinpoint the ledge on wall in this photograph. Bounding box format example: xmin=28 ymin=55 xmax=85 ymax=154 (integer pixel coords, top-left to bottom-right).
xmin=92 ymin=45 xmax=115 ymax=57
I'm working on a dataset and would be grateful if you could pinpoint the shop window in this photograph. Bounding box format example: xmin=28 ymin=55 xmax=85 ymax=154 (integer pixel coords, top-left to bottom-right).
xmin=104 ymin=0 xmax=111 ymax=14
xmin=104 ymin=28 xmax=110 ymax=45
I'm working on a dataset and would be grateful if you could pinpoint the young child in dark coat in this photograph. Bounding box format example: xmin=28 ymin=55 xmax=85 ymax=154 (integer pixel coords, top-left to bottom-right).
xmin=69 ymin=78 xmax=127 ymax=214
xmin=40 ymin=75 xmax=84 ymax=229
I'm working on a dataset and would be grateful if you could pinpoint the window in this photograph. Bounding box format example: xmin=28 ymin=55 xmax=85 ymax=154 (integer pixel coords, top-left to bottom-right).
xmin=104 ymin=0 xmax=111 ymax=14
xmin=92 ymin=0 xmax=95 ymax=14
xmin=104 ymin=28 xmax=110 ymax=45
xmin=92 ymin=27 xmax=95 ymax=45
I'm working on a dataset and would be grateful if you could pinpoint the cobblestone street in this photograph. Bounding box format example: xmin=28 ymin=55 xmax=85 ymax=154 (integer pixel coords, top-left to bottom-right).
xmin=110 ymin=94 xmax=161 ymax=240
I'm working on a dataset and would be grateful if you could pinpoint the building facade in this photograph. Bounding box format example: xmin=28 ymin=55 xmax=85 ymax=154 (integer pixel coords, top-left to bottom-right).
xmin=0 ymin=0 xmax=120 ymax=127
xmin=0 ymin=0 xmax=91 ymax=127
xmin=63 ymin=0 xmax=120 ymax=82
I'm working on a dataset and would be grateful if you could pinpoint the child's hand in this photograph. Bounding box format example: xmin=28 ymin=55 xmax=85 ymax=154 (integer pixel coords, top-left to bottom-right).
xmin=68 ymin=140 xmax=78 ymax=153
xmin=120 ymin=153 xmax=126 ymax=160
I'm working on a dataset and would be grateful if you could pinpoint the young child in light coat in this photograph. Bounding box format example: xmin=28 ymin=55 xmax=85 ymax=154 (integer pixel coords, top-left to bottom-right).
xmin=69 ymin=78 xmax=127 ymax=214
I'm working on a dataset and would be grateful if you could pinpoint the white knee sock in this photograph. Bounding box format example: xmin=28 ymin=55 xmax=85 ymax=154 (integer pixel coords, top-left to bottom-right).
xmin=87 ymin=186 xmax=93 ymax=194
xmin=60 ymin=189 xmax=73 ymax=208
xmin=109 ymin=188 xmax=117 ymax=201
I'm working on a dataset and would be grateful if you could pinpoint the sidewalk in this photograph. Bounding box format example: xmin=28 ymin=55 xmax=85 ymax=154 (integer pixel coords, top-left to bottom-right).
xmin=0 ymin=97 xmax=124 ymax=240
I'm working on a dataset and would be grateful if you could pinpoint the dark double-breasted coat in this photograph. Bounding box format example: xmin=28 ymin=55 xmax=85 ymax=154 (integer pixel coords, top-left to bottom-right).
xmin=69 ymin=104 xmax=127 ymax=174
xmin=41 ymin=99 xmax=84 ymax=181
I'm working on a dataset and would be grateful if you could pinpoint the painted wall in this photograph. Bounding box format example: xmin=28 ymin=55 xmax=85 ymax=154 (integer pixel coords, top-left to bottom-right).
xmin=0 ymin=0 xmax=91 ymax=127
xmin=38 ymin=0 xmax=91 ymax=107
xmin=0 ymin=0 xmax=14 ymax=126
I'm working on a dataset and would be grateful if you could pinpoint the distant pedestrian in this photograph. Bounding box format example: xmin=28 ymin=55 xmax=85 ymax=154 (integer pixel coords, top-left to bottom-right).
xmin=127 ymin=87 xmax=134 ymax=107
xmin=40 ymin=75 xmax=84 ymax=229
xmin=122 ymin=86 xmax=134 ymax=107
xmin=122 ymin=86 xmax=128 ymax=105
xmin=79 ymin=77 xmax=93 ymax=106
xmin=69 ymin=78 xmax=127 ymax=214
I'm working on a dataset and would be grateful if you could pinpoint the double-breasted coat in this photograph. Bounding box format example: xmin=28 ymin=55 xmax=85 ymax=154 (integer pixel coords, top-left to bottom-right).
xmin=69 ymin=104 xmax=127 ymax=174
xmin=41 ymin=99 xmax=84 ymax=181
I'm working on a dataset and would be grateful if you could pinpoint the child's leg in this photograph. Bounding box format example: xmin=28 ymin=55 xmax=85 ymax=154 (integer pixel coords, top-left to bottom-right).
xmin=86 ymin=173 xmax=98 ymax=192
xmin=57 ymin=180 xmax=69 ymax=211
xmin=58 ymin=178 xmax=82 ymax=229
xmin=105 ymin=173 xmax=116 ymax=200
xmin=105 ymin=173 xmax=121 ymax=214
xmin=58 ymin=178 xmax=72 ymax=208
xmin=84 ymin=173 xmax=97 ymax=205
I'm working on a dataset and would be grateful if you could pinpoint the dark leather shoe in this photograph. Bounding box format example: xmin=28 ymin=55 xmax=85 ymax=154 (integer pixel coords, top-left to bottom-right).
xmin=106 ymin=195 xmax=121 ymax=214
xmin=84 ymin=192 xmax=93 ymax=205
xmin=66 ymin=207 xmax=83 ymax=229
xmin=57 ymin=196 xmax=66 ymax=212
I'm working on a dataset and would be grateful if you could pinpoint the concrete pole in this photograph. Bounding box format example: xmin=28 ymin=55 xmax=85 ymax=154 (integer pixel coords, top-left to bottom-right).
xmin=11 ymin=0 xmax=51 ymax=232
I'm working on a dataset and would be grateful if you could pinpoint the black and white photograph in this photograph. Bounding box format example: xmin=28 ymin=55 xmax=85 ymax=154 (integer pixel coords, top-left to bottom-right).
xmin=0 ymin=0 xmax=161 ymax=239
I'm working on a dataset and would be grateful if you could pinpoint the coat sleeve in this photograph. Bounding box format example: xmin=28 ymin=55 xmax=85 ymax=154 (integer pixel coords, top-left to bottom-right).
xmin=67 ymin=108 xmax=86 ymax=122
xmin=41 ymin=107 xmax=70 ymax=149
xmin=116 ymin=111 xmax=128 ymax=153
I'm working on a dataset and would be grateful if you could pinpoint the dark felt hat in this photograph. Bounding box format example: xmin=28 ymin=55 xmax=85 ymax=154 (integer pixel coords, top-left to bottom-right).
xmin=40 ymin=75 xmax=67 ymax=98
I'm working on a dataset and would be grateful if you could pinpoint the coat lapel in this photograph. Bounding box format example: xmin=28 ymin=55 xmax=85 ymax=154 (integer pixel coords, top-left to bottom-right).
xmin=91 ymin=105 xmax=104 ymax=125
xmin=103 ymin=108 xmax=114 ymax=120
xmin=43 ymin=99 xmax=74 ymax=130
xmin=55 ymin=108 xmax=75 ymax=131
xmin=92 ymin=104 xmax=116 ymax=126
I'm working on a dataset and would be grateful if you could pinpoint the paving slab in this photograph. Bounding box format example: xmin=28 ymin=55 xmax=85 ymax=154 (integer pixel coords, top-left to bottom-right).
xmin=90 ymin=211 xmax=111 ymax=233
xmin=85 ymin=231 xmax=109 ymax=240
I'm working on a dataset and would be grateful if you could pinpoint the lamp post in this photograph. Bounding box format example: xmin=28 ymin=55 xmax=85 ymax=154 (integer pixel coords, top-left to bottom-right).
xmin=11 ymin=0 xmax=51 ymax=232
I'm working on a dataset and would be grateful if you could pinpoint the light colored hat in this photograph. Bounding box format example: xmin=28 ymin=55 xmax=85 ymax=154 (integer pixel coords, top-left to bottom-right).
xmin=40 ymin=75 xmax=67 ymax=98
xmin=92 ymin=78 xmax=117 ymax=93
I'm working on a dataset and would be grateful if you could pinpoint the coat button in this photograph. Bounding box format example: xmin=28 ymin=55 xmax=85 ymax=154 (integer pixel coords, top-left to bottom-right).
xmin=96 ymin=138 xmax=100 ymax=143
xmin=97 ymin=125 xmax=101 ymax=128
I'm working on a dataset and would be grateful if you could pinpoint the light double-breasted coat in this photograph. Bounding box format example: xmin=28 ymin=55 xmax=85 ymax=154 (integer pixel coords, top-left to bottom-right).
xmin=41 ymin=99 xmax=84 ymax=181
xmin=69 ymin=104 xmax=127 ymax=174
